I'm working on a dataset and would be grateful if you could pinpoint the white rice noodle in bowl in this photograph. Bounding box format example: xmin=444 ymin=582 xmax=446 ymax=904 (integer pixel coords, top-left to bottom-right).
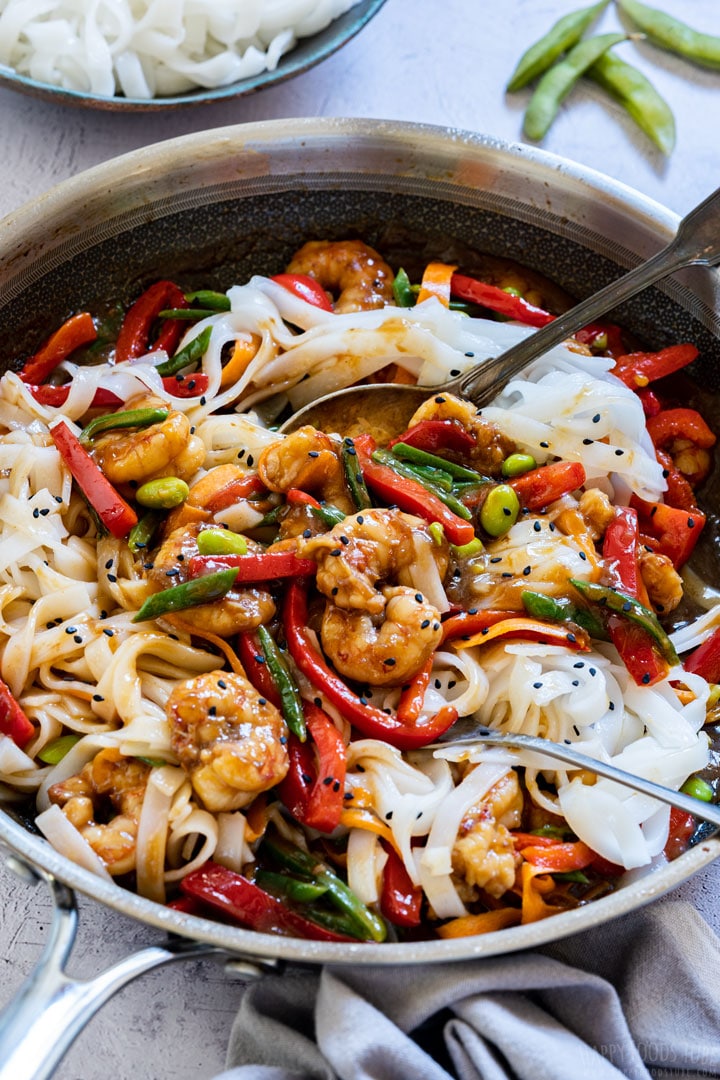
xmin=0 ymin=0 xmax=363 ymax=99
xmin=0 ymin=123 xmax=718 ymax=969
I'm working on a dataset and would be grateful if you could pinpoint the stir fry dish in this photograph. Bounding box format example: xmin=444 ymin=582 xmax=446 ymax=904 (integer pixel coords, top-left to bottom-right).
xmin=0 ymin=237 xmax=718 ymax=944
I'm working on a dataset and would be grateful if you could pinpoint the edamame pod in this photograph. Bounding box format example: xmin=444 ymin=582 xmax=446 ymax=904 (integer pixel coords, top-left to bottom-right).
xmin=618 ymin=0 xmax=720 ymax=71
xmin=524 ymin=32 xmax=628 ymax=141
xmin=507 ymin=0 xmax=609 ymax=91
xmin=589 ymin=52 xmax=675 ymax=155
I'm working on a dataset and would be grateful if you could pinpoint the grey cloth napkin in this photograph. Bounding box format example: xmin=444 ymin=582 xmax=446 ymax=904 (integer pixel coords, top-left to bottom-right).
xmin=213 ymin=901 xmax=720 ymax=1080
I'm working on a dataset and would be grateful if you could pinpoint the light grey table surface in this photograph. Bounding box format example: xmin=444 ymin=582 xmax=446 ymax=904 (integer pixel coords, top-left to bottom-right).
xmin=0 ymin=1 xmax=719 ymax=1077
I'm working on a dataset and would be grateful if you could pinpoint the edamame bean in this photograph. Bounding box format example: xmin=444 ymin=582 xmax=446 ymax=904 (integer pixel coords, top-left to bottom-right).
xmin=507 ymin=0 xmax=609 ymax=91
xmin=502 ymin=453 xmax=537 ymax=478
xmin=680 ymin=776 xmax=714 ymax=803
xmin=618 ymin=0 xmax=720 ymax=71
xmin=196 ymin=528 xmax=248 ymax=556
xmin=136 ymin=476 xmax=189 ymax=509
xmin=480 ymin=485 xmax=520 ymax=537
xmin=589 ymin=52 xmax=675 ymax=155
xmin=524 ymin=32 xmax=628 ymax=141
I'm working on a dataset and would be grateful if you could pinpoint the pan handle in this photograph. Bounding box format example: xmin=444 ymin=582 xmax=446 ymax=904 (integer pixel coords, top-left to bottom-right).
xmin=0 ymin=856 xmax=271 ymax=1080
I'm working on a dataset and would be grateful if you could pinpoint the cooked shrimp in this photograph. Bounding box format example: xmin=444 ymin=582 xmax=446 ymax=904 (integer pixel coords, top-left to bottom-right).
xmin=257 ymin=426 xmax=354 ymax=514
xmin=91 ymin=395 xmax=205 ymax=486
xmin=452 ymin=770 xmax=523 ymax=899
xmin=578 ymin=488 xmax=615 ymax=541
xmin=299 ymin=507 xmax=448 ymax=615
xmin=48 ymin=748 xmax=150 ymax=875
xmin=285 ymin=239 xmax=394 ymax=313
xmin=408 ymin=393 xmax=517 ymax=475
xmin=167 ymin=670 xmax=289 ymax=813
xmin=321 ymin=585 xmax=442 ymax=687
xmin=640 ymin=550 xmax=683 ymax=614
xmin=147 ymin=523 xmax=275 ymax=635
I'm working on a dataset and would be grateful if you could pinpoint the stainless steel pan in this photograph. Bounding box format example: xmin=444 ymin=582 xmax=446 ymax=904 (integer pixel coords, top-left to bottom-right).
xmin=0 ymin=119 xmax=718 ymax=1078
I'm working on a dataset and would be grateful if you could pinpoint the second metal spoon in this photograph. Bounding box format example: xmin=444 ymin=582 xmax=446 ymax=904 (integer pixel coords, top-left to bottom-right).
xmin=282 ymin=184 xmax=720 ymax=435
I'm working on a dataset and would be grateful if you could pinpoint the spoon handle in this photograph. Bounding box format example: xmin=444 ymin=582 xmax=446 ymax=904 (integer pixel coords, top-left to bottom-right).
xmin=459 ymin=184 xmax=720 ymax=408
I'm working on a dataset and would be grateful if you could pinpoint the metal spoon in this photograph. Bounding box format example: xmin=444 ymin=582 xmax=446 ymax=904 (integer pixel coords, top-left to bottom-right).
xmin=282 ymin=184 xmax=720 ymax=435
xmin=426 ymin=726 xmax=720 ymax=831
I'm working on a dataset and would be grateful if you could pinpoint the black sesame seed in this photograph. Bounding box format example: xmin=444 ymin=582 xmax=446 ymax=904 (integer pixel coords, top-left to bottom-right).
xmin=340 ymin=535 xmax=349 ymax=545
xmin=385 ymin=811 xmax=394 ymax=821
xmin=330 ymin=549 xmax=342 ymax=556
xmin=573 ymin=724 xmax=580 ymax=736
xmin=218 ymin=679 xmax=226 ymax=689
xmin=490 ymin=556 xmax=502 ymax=563
xmin=609 ymin=701 xmax=615 ymax=711
xmin=573 ymin=661 xmax=584 ymax=668
xmin=582 ymin=438 xmax=593 ymax=445
xmin=589 ymin=668 xmax=596 ymax=676
xmin=302 ymin=529 xmax=312 ymax=538
xmin=523 ymin=565 xmax=531 ymax=576
xmin=32 ymin=508 xmax=39 ymax=518
xmin=434 ymin=678 xmax=442 ymax=689
xmin=434 ymin=396 xmax=446 ymax=404
xmin=533 ymin=521 xmax=541 ymax=532
xmin=567 ymin=632 xmax=577 ymax=643
xmin=615 ymin=449 xmax=624 ymax=456
xmin=40 ymin=508 xmax=50 ymax=516
xmin=308 ymin=450 xmax=320 ymax=458
xmin=572 ymin=680 xmax=579 ymax=687
xmin=384 ymin=658 xmax=397 ymax=666
xmin=66 ymin=627 xmax=77 ymax=634
xmin=465 ymin=351 xmax=475 ymax=358
xmin=73 ymin=635 xmax=83 ymax=644
xmin=578 ymin=552 xmax=587 ymax=562
xmin=501 ymin=572 xmax=513 ymax=578
xmin=92 ymin=694 xmax=104 ymax=702
xmin=642 ymin=673 xmax=651 ymax=684
xmin=415 ymin=593 xmax=423 ymax=603
xmin=592 ymin=414 xmax=601 ymax=423
xmin=333 ymin=780 xmax=341 ymax=792
xmin=688 ymin=517 xmax=695 ymax=528
xmin=103 ymin=628 xmax=114 ymax=637
xmin=331 ymin=587 xmax=339 ymax=596
xmin=322 ymin=777 xmax=333 ymax=786
xmin=420 ymin=619 xmax=430 ymax=629
xmin=107 ymin=573 xmax=117 ymax=583
xmin=533 ymin=681 xmax=543 ymax=689
xmin=540 ymin=441 xmax=549 ymax=448
xmin=165 ymin=568 xmax=180 ymax=577
xmin=357 ymin=515 xmax=364 ymax=524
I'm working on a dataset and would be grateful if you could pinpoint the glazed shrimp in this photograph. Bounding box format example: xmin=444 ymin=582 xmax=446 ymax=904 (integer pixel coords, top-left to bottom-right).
xmin=147 ymin=523 xmax=276 ymax=635
xmin=91 ymin=395 xmax=205 ymax=486
xmin=48 ymin=748 xmax=150 ymax=875
xmin=298 ymin=507 xmax=448 ymax=615
xmin=167 ymin=670 xmax=289 ymax=813
xmin=452 ymin=770 xmax=523 ymax=899
xmin=321 ymin=585 xmax=442 ymax=686
xmin=408 ymin=393 xmax=516 ymax=475
xmin=257 ymin=426 xmax=354 ymax=514
xmin=285 ymin=239 xmax=394 ymax=313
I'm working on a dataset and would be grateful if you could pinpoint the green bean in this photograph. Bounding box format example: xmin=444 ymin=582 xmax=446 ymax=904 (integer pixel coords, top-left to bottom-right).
xmin=524 ymin=32 xmax=628 ymax=141
xmin=408 ymin=463 xmax=455 ymax=493
xmin=589 ymin=52 xmax=675 ymax=155
xmin=389 ymin=442 xmax=489 ymax=483
xmin=680 ymin=777 xmax=714 ymax=803
xmin=257 ymin=625 xmax=307 ymax=742
xmin=392 ymin=268 xmax=415 ymax=308
xmin=38 ymin=734 xmax=81 ymax=765
xmin=158 ymin=307 xmax=223 ymax=320
xmin=254 ymin=869 xmax=330 ymax=903
xmin=196 ymin=528 xmax=248 ymax=556
xmin=128 ymin=510 xmax=162 ymax=553
xmin=507 ymin=0 xmax=610 ymax=91
xmin=372 ymin=449 xmax=473 ymax=520
xmin=184 ymin=290 xmax=231 ymax=310
xmin=341 ymin=439 xmax=372 ymax=510
xmin=79 ymin=407 xmax=168 ymax=444
xmin=156 ymin=326 xmax=212 ymax=378
xmin=501 ymin=453 xmax=537 ymax=478
xmin=133 ymin=567 xmax=238 ymax=622
xmin=618 ymin=0 xmax=720 ymax=71
xmin=521 ymin=589 xmax=608 ymax=639
xmin=310 ymin=502 xmax=347 ymax=527
xmin=569 ymin=578 xmax=679 ymax=664
xmin=136 ymin=476 xmax=189 ymax=510
xmin=479 ymin=484 xmax=520 ymax=537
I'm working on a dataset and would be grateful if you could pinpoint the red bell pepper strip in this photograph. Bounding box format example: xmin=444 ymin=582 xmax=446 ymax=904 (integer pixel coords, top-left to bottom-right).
xmin=28 ymin=373 xmax=210 ymax=409
xmin=353 ymin=434 xmax=475 ymax=546
xmin=387 ymin=419 xmax=476 ymax=454
xmin=238 ymin=631 xmax=281 ymax=702
xmin=508 ymin=460 xmax=586 ymax=511
xmin=270 ymin=273 xmax=333 ymax=312
xmin=204 ymin=473 xmax=267 ymax=514
xmin=450 ymin=273 xmax=555 ymax=328
xmin=50 ymin=420 xmax=138 ymax=539
xmin=516 ymin=839 xmax=595 ymax=871
xmin=19 ymin=312 xmax=98 ymax=385
xmin=441 ymin=609 xmax=528 ymax=644
xmin=286 ymin=488 xmax=322 ymax=509
xmin=115 ymin=281 xmax=188 ymax=363
xmin=683 ymin=627 xmax=720 ymax=683
xmin=611 ymin=344 xmax=699 ymax=390
xmin=284 ymin=580 xmax=458 ymax=750
xmin=574 ymin=322 xmax=625 ymax=356
xmin=636 ymin=388 xmax=663 ymax=418
xmin=663 ymin=806 xmax=697 ymax=860
xmin=654 ymin=448 xmax=697 ymax=512
xmin=278 ymin=703 xmax=347 ymax=834
xmin=608 ymin=617 xmax=669 ymax=687
xmin=396 ymin=659 xmax=433 ymax=723
xmin=602 ymin=507 xmax=639 ymax=596
xmin=646 ymin=408 xmax=716 ymax=454
xmin=188 ymin=550 xmax=317 ymax=583
xmin=380 ymin=844 xmax=422 ymax=927
xmin=179 ymin=861 xmax=354 ymax=942
xmin=0 ymin=679 xmax=35 ymax=748
xmin=631 ymin=497 xmax=705 ymax=570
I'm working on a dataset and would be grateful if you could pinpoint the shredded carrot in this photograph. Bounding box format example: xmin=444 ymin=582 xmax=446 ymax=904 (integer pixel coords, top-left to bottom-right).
xmin=416 ymin=262 xmax=457 ymax=306
xmin=456 ymin=617 xmax=590 ymax=651
xmin=520 ymin=861 xmax=564 ymax=924
xmin=244 ymin=793 xmax=270 ymax=843
xmin=163 ymin=615 xmax=246 ymax=676
xmin=339 ymin=808 xmax=402 ymax=856
xmin=220 ymin=333 xmax=260 ymax=388
xmin=437 ymin=907 xmax=521 ymax=938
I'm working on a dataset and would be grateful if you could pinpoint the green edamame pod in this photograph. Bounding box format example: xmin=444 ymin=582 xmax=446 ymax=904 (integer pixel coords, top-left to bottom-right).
xmin=80 ymin=407 xmax=168 ymax=444
xmin=589 ymin=52 xmax=675 ymax=155
xmin=618 ymin=0 xmax=720 ymax=71
xmin=136 ymin=476 xmax=190 ymax=510
xmin=507 ymin=0 xmax=610 ymax=91
xmin=524 ymin=32 xmax=628 ymax=141
xmin=156 ymin=326 xmax=212 ymax=378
